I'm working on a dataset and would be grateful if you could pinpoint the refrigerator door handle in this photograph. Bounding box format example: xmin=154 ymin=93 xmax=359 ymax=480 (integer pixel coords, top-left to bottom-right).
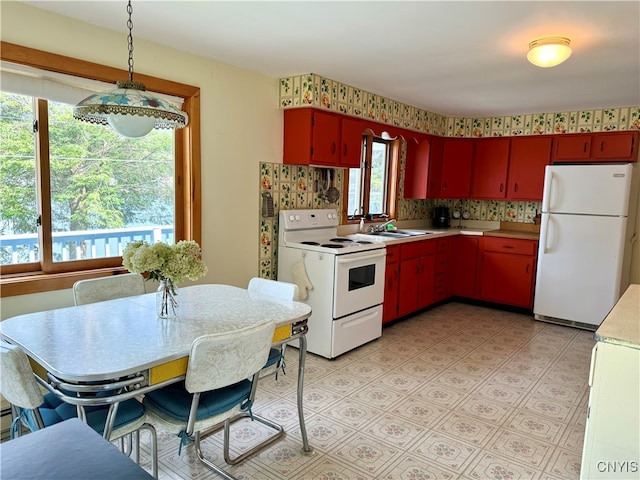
xmin=542 ymin=214 xmax=551 ymax=254
xmin=543 ymin=171 xmax=555 ymax=211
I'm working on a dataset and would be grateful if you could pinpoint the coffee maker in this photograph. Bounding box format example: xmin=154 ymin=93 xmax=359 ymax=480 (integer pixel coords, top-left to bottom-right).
xmin=433 ymin=206 xmax=450 ymax=228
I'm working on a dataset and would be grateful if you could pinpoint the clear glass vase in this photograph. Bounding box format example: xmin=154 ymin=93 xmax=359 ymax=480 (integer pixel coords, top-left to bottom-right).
xmin=156 ymin=278 xmax=178 ymax=319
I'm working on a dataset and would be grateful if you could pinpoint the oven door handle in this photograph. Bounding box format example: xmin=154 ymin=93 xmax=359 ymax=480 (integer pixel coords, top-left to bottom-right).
xmin=335 ymin=251 xmax=386 ymax=265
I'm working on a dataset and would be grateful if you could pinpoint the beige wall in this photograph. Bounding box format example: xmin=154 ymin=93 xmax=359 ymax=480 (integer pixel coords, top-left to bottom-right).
xmin=0 ymin=2 xmax=282 ymax=318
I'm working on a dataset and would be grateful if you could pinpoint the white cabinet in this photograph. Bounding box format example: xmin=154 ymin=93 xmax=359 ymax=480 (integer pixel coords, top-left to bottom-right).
xmin=580 ymin=286 xmax=640 ymax=479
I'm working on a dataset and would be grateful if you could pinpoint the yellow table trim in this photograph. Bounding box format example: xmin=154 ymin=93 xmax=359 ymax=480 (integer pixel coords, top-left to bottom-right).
xmin=150 ymin=357 xmax=189 ymax=385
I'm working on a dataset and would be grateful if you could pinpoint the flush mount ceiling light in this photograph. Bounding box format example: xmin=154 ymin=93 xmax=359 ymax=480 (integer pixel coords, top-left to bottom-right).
xmin=527 ymin=36 xmax=572 ymax=68
xmin=74 ymin=0 xmax=188 ymax=138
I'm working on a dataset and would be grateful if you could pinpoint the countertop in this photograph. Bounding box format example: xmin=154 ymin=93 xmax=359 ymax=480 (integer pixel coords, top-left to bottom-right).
xmin=483 ymin=221 xmax=540 ymax=241
xmin=595 ymin=284 xmax=640 ymax=349
xmin=347 ymin=221 xmax=540 ymax=245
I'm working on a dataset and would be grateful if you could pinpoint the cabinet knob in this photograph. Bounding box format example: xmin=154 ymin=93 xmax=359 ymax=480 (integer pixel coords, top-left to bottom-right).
xmin=343 ymin=144 xmax=347 ymax=156
xmin=331 ymin=142 xmax=337 ymax=155
xmin=514 ymin=183 xmax=519 ymax=192
xmin=500 ymin=183 xmax=504 ymax=193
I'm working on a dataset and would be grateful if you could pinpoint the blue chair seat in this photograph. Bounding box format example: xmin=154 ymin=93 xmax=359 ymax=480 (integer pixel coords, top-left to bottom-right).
xmin=144 ymin=380 xmax=252 ymax=422
xmin=27 ymin=398 xmax=145 ymax=436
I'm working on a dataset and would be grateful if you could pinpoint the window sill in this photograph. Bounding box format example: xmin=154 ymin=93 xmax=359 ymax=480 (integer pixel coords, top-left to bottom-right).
xmin=1 ymin=267 xmax=128 ymax=297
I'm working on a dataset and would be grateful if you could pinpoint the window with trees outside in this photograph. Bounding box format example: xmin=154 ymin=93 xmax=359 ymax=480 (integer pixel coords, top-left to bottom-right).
xmin=346 ymin=133 xmax=399 ymax=222
xmin=0 ymin=42 xmax=201 ymax=297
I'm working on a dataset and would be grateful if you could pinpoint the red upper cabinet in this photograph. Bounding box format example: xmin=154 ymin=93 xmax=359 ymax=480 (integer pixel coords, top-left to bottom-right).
xmin=552 ymin=134 xmax=592 ymax=161
xmin=427 ymin=136 xmax=443 ymax=198
xmin=283 ymin=108 xmax=364 ymax=167
xmin=284 ymin=108 xmax=339 ymax=166
xmin=552 ymin=131 xmax=638 ymax=163
xmin=471 ymin=137 xmax=510 ymax=199
xmin=507 ymin=136 xmax=552 ymax=201
xmin=440 ymin=138 xmax=474 ymax=198
xmin=592 ymin=131 xmax=638 ymax=161
xmin=340 ymin=117 xmax=364 ymax=168
xmin=404 ymin=135 xmax=432 ymax=199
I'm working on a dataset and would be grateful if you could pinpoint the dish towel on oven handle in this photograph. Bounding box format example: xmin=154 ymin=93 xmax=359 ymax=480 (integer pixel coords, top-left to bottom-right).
xmin=291 ymin=260 xmax=313 ymax=300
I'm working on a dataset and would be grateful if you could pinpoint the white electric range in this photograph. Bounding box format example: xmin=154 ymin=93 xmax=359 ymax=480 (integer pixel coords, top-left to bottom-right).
xmin=277 ymin=209 xmax=386 ymax=358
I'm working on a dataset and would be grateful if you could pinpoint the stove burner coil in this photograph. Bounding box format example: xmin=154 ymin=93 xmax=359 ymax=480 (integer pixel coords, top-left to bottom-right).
xmin=321 ymin=244 xmax=344 ymax=248
xmin=330 ymin=238 xmax=355 ymax=243
xmin=300 ymin=241 xmax=321 ymax=245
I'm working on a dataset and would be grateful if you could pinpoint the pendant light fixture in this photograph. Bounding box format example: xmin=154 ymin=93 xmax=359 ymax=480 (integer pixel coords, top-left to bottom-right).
xmin=527 ymin=37 xmax=572 ymax=68
xmin=73 ymin=1 xmax=188 ymax=138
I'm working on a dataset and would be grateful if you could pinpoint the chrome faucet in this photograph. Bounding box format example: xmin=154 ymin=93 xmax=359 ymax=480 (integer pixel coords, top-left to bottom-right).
xmin=370 ymin=218 xmax=396 ymax=232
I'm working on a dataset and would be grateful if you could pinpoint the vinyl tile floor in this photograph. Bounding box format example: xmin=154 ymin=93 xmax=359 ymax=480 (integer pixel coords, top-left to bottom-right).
xmin=140 ymin=301 xmax=595 ymax=479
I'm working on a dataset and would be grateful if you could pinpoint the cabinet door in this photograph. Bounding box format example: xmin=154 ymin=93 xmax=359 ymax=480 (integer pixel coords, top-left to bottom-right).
xmin=382 ymin=246 xmax=400 ymax=324
xmin=453 ymin=236 xmax=479 ymax=298
xmin=592 ymin=131 xmax=638 ymax=161
xmin=312 ymin=111 xmax=341 ymax=166
xmin=398 ymin=257 xmax=419 ymax=316
xmin=427 ymin=136 xmax=443 ymax=198
xmin=472 ymin=138 xmax=510 ymax=199
xmin=480 ymin=251 xmax=535 ymax=308
xmin=434 ymin=237 xmax=453 ymax=301
xmin=340 ymin=117 xmax=364 ymax=168
xmin=404 ymin=137 xmax=432 ymax=199
xmin=552 ymin=134 xmax=592 ymax=162
xmin=508 ymin=136 xmax=552 ymax=200
xmin=383 ymin=262 xmax=399 ymax=324
xmin=283 ymin=108 xmax=313 ymax=164
xmin=440 ymin=138 xmax=474 ymax=198
xmin=416 ymin=254 xmax=435 ymax=309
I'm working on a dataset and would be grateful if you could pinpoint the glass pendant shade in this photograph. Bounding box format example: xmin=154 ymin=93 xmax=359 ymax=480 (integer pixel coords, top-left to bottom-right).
xmin=74 ymin=80 xmax=188 ymax=138
xmin=73 ymin=1 xmax=188 ymax=138
xmin=527 ymin=37 xmax=572 ymax=68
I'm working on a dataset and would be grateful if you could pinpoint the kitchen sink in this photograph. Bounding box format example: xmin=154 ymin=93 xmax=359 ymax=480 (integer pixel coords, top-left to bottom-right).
xmin=367 ymin=230 xmax=432 ymax=238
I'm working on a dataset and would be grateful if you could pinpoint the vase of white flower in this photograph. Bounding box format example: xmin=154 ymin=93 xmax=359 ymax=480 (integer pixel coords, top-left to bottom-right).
xmin=122 ymin=240 xmax=207 ymax=319
xmin=156 ymin=278 xmax=179 ymax=319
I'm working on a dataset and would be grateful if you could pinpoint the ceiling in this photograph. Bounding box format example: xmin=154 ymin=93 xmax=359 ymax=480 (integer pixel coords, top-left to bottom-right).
xmin=23 ymin=1 xmax=640 ymax=118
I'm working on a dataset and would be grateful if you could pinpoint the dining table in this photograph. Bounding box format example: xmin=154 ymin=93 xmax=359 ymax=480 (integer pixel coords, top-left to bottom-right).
xmin=0 ymin=284 xmax=314 ymax=454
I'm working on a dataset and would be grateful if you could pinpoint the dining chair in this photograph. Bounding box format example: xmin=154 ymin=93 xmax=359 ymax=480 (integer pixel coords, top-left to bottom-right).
xmin=142 ymin=320 xmax=276 ymax=480
xmin=248 ymin=277 xmax=299 ymax=373
xmin=72 ymin=273 xmax=146 ymax=305
xmin=0 ymin=341 xmax=158 ymax=478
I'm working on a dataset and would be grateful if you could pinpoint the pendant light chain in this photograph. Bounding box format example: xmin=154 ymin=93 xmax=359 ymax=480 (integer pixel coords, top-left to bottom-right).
xmin=119 ymin=0 xmax=145 ymax=90
xmin=127 ymin=0 xmax=135 ymax=83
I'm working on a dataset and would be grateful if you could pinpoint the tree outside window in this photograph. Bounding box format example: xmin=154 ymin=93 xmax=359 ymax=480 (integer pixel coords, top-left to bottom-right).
xmin=1 ymin=92 xmax=175 ymax=266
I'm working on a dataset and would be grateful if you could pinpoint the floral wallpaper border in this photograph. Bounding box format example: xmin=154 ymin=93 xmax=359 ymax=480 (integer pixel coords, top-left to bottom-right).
xmin=259 ymin=73 xmax=639 ymax=279
xmin=279 ymin=73 xmax=640 ymax=136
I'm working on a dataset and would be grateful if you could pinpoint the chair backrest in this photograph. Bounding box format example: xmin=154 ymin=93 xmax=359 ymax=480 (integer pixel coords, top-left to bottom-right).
xmin=247 ymin=277 xmax=298 ymax=301
xmin=185 ymin=320 xmax=276 ymax=394
xmin=0 ymin=342 xmax=44 ymax=409
xmin=73 ymin=273 xmax=145 ymax=305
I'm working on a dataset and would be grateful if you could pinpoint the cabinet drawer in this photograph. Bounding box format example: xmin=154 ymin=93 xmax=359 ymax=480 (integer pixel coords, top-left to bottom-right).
xmin=434 ymin=273 xmax=447 ymax=287
xmin=400 ymin=239 xmax=436 ymax=260
xmin=435 ymin=255 xmax=448 ymax=273
xmin=437 ymin=237 xmax=452 ymax=252
xmin=483 ymin=237 xmax=537 ymax=255
xmin=385 ymin=245 xmax=400 ymax=263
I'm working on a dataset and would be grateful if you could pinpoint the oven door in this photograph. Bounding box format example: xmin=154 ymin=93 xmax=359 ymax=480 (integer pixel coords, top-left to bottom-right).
xmin=333 ymin=249 xmax=386 ymax=319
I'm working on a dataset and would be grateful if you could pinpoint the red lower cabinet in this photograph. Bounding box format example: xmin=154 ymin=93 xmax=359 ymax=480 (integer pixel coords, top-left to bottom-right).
xmin=382 ymin=245 xmax=400 ymax=324
xmin=453 ymin=236 xmax=480 ymax=298
xmin=478 ymin=237 xmax=537 ymax=308
xmin=398 ymin=240 xmax=436 ymax=317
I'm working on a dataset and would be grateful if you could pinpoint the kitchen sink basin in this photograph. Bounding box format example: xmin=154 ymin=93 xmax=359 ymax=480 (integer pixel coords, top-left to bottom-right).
xmin=367 ymin=230 xmax=432 ymax=238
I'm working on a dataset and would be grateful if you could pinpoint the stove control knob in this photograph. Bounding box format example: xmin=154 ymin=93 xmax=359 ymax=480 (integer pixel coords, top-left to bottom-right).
xmin=294 ymin=214 xmax=301 ymax=221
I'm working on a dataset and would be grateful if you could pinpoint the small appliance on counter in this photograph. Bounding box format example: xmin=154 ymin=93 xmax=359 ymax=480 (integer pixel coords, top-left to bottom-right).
xmin=433 ymin=206 xmax=450 ymax=228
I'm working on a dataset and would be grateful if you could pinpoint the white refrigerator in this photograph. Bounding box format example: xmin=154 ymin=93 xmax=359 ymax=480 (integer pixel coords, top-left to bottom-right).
xmin=534 ymin=163 xmax=639 ymax=329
